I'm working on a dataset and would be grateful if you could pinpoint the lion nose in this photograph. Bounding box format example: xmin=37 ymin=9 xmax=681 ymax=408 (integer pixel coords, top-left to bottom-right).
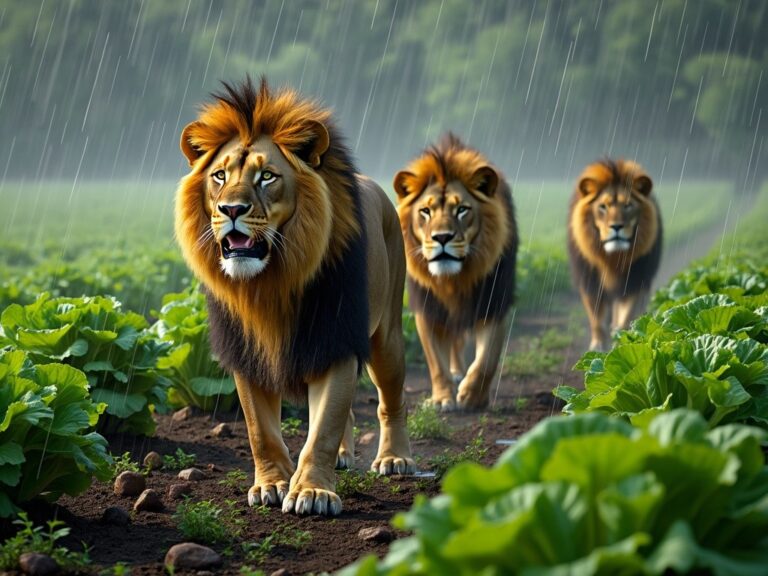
xmin=432 ymin=232 xmax=455 ymax=246
xmin=610 ymin=224 xmax=623 ymax=232
xmin=217 ymin=203 xmax=251 ymax=220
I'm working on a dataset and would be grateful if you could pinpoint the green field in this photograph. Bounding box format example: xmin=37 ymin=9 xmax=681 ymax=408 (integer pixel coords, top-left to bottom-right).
xmin=0 ymin=179 xmax=734 ymax=315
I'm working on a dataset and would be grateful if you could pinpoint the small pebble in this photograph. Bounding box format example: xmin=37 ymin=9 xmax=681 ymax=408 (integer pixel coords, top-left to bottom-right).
xmin=358 ymin=431 xmax=376 ymax=446
xmin=168 ymin=482 xmax=192 ymax=500
xmin=101 ymin=506 xmax=131 ymax=526
xmin=211 ymin=422 xmax=233 ymax=438
xmin=114 ymin=471 xmax=146 ymax=497
xmin=172 ymin=406 xmax=194 ymax=422
xmin=134 ymin=489 xmax=164 ymax=512
xmin=164 ymin=543 xmax=222 ymax=570
xmin=143 ymin=451 xmax=163 ymax=470
xmin=357 ymin=526 xmax=394 ymax=543
xmin=18 ymin=553 xmax=59 ymax=576
xmin=178 ymin=467 xmax=206 ymax=481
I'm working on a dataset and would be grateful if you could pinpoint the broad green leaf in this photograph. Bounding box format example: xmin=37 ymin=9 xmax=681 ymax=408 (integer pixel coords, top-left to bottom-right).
xmin=190 ymin=376 xmax=236 ymax=397
xmin=0 ymin=442 xmax=24 ymax=465
xmin=91 ymin=388 xmax=146 ymax=418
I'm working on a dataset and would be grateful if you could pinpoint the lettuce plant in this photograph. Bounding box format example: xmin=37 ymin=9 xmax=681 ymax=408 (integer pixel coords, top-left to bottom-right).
xmin=341 ymin=410 xmax=768 ymax=576
xmin=151 ymin=286 xmax=236 ymax=411
xmin=0 ymin=293 xmax=171 ymax=435
xmin=0 ymin=350 xmax=111 ymax=517
xmin=558 ymin=291 xmax=768 ymax=428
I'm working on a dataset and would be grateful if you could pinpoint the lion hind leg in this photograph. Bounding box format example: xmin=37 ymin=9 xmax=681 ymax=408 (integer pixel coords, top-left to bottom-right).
xmin=336 ymin=409 xmax=355 ymax=470
xmin=367 ymin=327 xmax=416 ymax=476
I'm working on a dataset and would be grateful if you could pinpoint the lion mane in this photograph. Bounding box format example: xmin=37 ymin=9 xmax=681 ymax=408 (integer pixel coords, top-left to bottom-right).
xmin=398 ymin=134 xmax=518 ymax=329
xmin=175 ymin=77 xmax=369 ymax=394
xmin=567 ymin=158 xmax=662 ymax=298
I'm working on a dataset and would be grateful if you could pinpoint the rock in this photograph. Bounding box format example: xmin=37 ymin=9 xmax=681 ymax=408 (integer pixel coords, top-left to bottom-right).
xmin=143 ymin=451 xmax=163 ymax=470
xmin=205 ymin=463 xmax=220 ymax=472
xmin=172 ymin=406 xmax=194 ymax=422
xmin=270 ymin=569 xmax=289 ymax=576
xmin=101 ymin=506 xmax=131 ymax=526
xmin=134 ymin=489 xmax=164 ymax=512
xmin=18 ymin=552 xmax=59 ymax=576
xmin=357 ymin=526 xmax=394 ymax=543
xmin=178 ymin=467 xmax=206 ymax=481
xmin=358 ymin=431 xmax=376 ymax=446
xmin=211 ymin=422 xmax=232 ymax=438
xmin=164 ymin=543 xmax=222 ymax=570
xmin=167 ymin=482 xmax=192 ymax=500
xmin=114 ymin=471 xmax=146 ymax=497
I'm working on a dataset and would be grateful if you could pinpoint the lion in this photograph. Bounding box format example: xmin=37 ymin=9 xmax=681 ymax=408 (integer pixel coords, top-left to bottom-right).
xmin=394 ymin=134 xmax=518 ymax=411
xmin=567 ymin=158 xmax=662 ymax=351
xmin=175 ymin=77 xmax=414 ymax=516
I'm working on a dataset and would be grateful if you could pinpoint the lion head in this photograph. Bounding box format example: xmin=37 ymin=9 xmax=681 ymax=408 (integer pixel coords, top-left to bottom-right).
xmin=569 ymin=159 xmax=658 ymax=269
xmin=175 ymin=77 xmax=359 ymax=367
xmin=393 ymin=134 xmax=513 ymax=296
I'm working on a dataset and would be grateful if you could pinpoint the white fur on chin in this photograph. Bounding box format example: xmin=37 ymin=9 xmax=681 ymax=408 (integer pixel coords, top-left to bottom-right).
xmin=603 ymin=239 xmax=631 ymax=254
xmin=428 ymin=260 xmax=463 ymax=276
xmin=221 ymin=256 xmax=269 ymax=279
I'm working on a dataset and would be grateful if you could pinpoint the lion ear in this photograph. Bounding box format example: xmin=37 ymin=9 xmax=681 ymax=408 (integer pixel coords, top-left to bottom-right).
xmin=634 ymin=175 xmax=653 ymax=196
xmin=472 ymin=166 xmax=499 ymax=197
xmin=393 ymin=171 xmax=418 ymax=199
xmin=578 ymin=177 xmax=599 ymax=197
xmin=180 ymin=122 xmax=204 ymax=166
xmin=297 ymin=120 xmax=330 ymax=169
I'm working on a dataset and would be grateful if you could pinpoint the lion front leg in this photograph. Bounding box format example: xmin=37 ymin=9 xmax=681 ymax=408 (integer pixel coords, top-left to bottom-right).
xmin=414 ymin=312 xmax=456 ymax=411
xmin=233 ymin=373 xmax=295 ymax=508
xmin=282 ymin=357 xmax=358 ymax=516
xmin=456 ymin=316 xmax=509 ymax=410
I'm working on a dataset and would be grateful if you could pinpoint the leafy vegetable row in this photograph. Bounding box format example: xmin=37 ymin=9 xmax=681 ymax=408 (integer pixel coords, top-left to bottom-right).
xmin=341 ymin=410 xmax=768 ymax=576
xmin=557 ymin=255 xmax=768 ymax=428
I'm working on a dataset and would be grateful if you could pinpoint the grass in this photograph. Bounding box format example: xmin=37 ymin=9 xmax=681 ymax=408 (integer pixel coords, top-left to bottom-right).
xmin=335 ymin=470 xmax=378 ymax=497
xmin=280 ymin=416 xmax=303 ymax=437
xmin=0 ymin=513 xmax=90 ymax=570
xmin=427 ymin=433 xmax=489 ymax=480
xmin=503 ymin=326 xmax=574 ymax=378
xmin=407 ymin=400 xmax=450 ymax=439
xmin=110 ymin=452 xmax=145 ymax=479
xmin=240 ymin=524 xmax=312 ymax=565
xmin=173 ymin=499 xmax=244 ymax=544
xmin=162 ymin=448 xmax=197 ymax=470
xmin=219 ymin=469 xmax=249 ymax=490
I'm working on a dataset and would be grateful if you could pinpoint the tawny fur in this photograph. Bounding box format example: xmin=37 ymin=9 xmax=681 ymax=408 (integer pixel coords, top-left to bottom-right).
xmin=396 ymin=134 xmax=516 ymax=312
xmin=175 ymin=80 xmax=360 ymax=373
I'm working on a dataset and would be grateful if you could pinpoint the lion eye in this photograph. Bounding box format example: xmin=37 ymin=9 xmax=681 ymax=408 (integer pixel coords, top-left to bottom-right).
xmin=419 ymin=207 xmax=431 ymax=219
xmin=212 ymin=170 xmax=226 ymax=184
xmin=456 ymin=206 xmax=470 ymax=218
xmin=598 ymin=203 xmax=607 ymax=213
xmin=260 ymin=170 xmax=277 ymax=185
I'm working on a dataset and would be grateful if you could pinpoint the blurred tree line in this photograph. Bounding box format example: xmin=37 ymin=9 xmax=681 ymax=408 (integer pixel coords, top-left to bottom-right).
xmin=0 ymin=0 xmax=765 ymax=187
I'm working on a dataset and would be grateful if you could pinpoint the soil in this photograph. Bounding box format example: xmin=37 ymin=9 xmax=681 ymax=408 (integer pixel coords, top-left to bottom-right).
xmin=2 ymin=301 xmax=578 ymax=576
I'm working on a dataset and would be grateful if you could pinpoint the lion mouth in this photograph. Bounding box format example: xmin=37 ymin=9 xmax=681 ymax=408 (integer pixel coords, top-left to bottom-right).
xmin=430 ymin=252 xmax=463 ymax=263
xmin=221 ymin=231 xmax=269 ymax=259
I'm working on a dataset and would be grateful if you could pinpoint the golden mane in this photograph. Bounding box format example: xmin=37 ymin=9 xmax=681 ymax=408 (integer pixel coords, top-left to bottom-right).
xmin=568 ymin=158 xmax=660 ymax=292
xmin=397 ymin=134 xmax=515 ymax=311
xmin=175 ymin=78 xmax=360 ymax=372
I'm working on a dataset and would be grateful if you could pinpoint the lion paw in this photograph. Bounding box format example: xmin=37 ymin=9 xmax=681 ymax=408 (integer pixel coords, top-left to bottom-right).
xmin=282 ymin=487 xmax=342 ymax=516
xmin=371 ymin=455 xmax=416 ymax=476
xmin=247 ymin=481 xmax=289 ymax=507
xmin=336 ymin=449 xmax=354 ymax=470
xmin=429 ymin=396 xmax=456 ymax=412
xmin=456 ymin=385 xmax=489 ymax=411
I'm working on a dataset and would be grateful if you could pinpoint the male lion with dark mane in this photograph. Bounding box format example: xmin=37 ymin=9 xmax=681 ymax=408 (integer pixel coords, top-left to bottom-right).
xmin=394 ymin=134 xmax=518 ymax=411
xmin=568 ymin=158 xmax=662 ymax=351
xmin=175 ymin=77 xmax=414 ymax=516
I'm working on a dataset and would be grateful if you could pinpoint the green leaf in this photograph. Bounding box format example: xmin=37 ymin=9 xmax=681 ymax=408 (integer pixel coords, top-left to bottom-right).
xmin=91 ymin=388 xmax=146 ymax=418
xmin=190 ymin=376 xmax=236 ymax=397
xmin=0 ymin=442 xmax=24 ymax=466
